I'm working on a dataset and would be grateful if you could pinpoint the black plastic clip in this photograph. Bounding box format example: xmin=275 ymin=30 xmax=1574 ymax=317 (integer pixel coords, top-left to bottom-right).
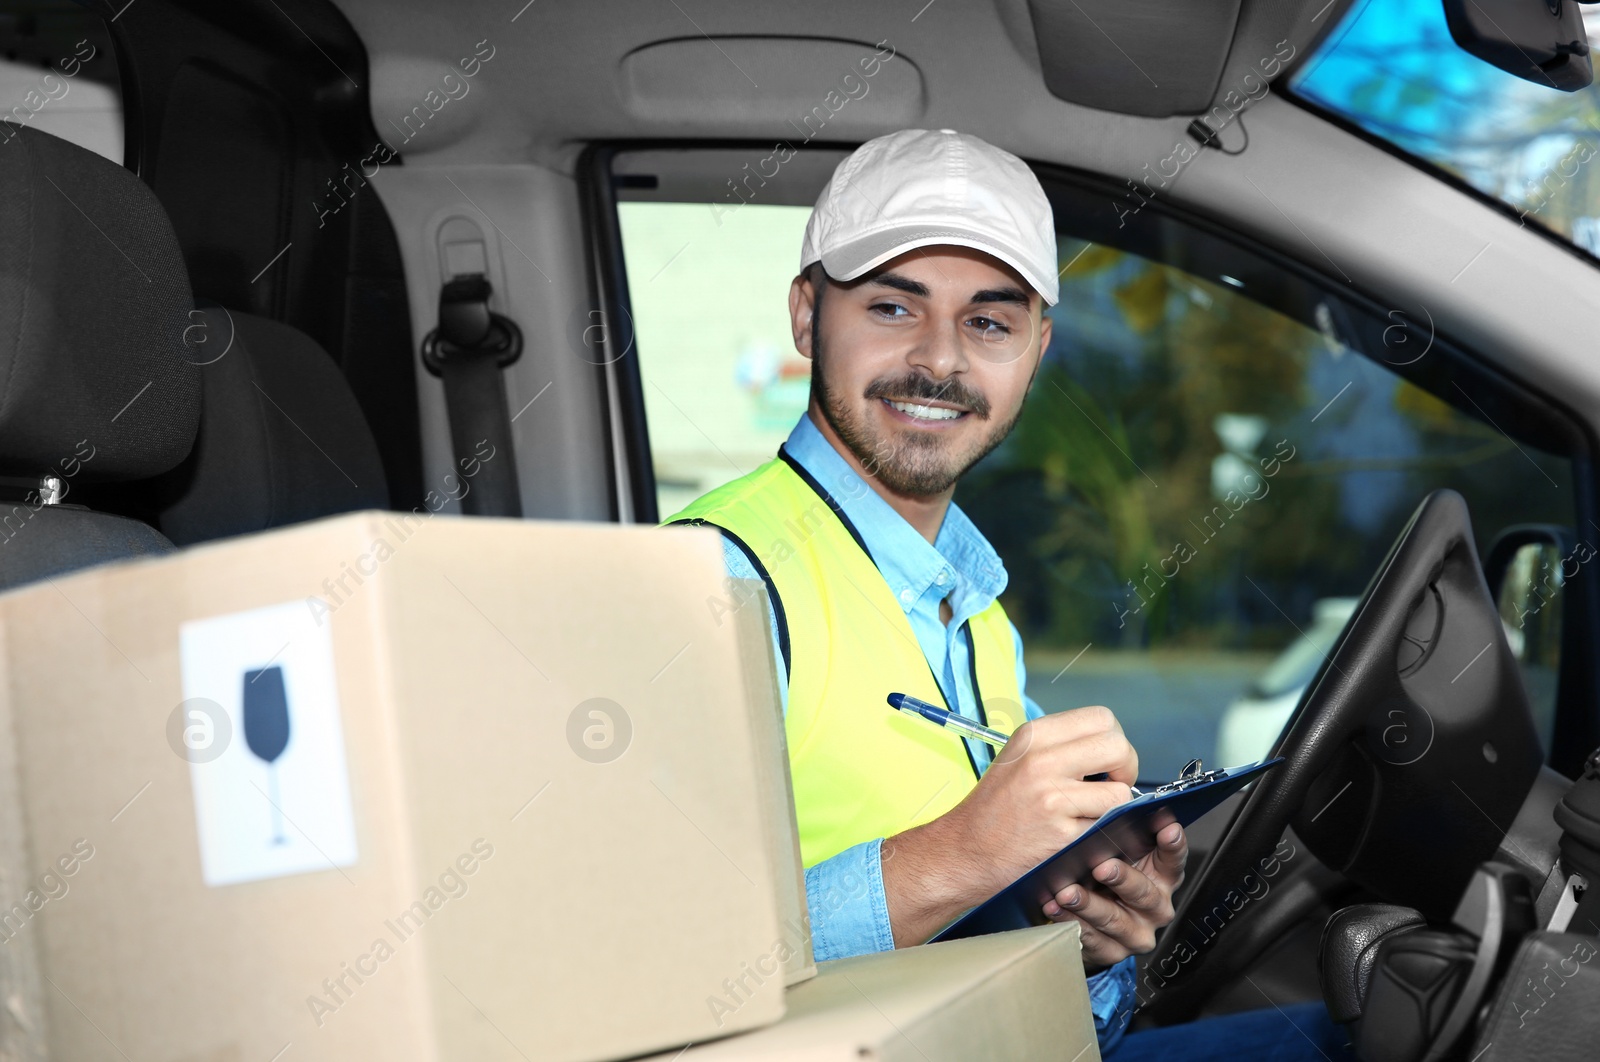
xmin=421 ymin=273 xmax=523 ymax=376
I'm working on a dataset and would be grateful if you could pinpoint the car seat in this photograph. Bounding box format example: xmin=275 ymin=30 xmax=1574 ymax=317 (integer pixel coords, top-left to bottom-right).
xmin=0 ymin=124 xmax=199 ymax=591
xmin=148 ymin=307 xmax=389 ymax=546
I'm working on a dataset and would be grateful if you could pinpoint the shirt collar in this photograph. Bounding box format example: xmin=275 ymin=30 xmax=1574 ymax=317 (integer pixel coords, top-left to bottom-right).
xmin=780 ymin=412 xmax=1008 ymax=615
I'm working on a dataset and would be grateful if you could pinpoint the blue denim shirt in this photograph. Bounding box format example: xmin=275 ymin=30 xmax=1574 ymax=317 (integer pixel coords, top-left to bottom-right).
xmin=719 ymin=412 xmax=1137 ymax=1050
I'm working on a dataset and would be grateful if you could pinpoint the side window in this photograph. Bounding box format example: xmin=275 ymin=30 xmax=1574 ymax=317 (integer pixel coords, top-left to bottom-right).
xmin=609 ymin=148 xmax=850 ymax=518
xmin=616 ymin=200 xmax=814 ymax=518
xmin=604 ymin=150 xmax=1585 ymax=783
xmin=0 ymin=10 xmax=122 ymax=163
xmin=956 ymin=187 xmax=1579 ymax=781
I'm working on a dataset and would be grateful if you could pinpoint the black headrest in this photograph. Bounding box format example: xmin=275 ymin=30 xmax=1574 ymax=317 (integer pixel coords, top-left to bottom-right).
xmin=153 ymin=308 xmax=389 ymax=545
xmin=0 ymin=124 xmax=198 ymax=481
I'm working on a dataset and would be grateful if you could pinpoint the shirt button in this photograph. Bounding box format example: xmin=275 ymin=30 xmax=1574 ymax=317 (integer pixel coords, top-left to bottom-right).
xmin=899 ymin=588 xmax=915 ymax=605
xmin=934 ymin=570 xmax=949 ymax=586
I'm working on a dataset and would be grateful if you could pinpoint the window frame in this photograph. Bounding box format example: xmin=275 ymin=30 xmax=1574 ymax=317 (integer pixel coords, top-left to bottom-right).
xmin=578 ymin=143 xmax=659 ymax=524
xmin=587 ymin=139 xmax=1600 ymax=777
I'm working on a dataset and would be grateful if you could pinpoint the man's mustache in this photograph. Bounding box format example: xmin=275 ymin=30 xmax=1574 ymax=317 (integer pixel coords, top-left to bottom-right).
xmin=863 ymin=373 xmax=990 ymax=419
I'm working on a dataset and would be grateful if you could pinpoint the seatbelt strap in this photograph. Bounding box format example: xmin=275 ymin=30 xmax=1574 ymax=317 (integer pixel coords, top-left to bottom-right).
xmin=421 ymin=274 xmax=523 ymax=517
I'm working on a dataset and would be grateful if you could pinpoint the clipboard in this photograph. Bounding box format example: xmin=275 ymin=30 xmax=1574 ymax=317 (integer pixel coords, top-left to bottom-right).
xmin=929 ymin=757 xmax=1283 ymax=943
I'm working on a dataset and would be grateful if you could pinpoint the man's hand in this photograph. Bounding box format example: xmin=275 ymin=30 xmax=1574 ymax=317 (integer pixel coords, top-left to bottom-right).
xmin=879 ymin=705 xmax=1144 ymax=948
xmin=1041 ymin=821 xmax=1188 ymax=969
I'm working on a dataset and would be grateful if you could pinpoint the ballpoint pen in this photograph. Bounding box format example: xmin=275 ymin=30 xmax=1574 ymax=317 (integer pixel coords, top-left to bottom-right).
xmin=888 ymin=691 xmax=1142 ymax=792
xmin=887 ymin=692 xmax=1012 ymax=749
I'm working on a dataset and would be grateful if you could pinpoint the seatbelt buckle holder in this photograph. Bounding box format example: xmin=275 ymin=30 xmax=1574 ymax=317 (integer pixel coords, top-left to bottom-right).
xmin=421 ymin=272 xmax=523 ymax=376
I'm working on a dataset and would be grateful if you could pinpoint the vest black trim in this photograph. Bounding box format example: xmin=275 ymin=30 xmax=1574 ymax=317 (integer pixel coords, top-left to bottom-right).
xmin=778 ymin=445 xmax=874 ymax=563
xmin=776 ymin=447 xmax=990 ymax=781
xmin=670 ymin=517 xmax=792 ymax=677
xmin=964 ymin=619 xmax=995 ymax=769
xmin=947 ymin=620 xmax=985 ymax=780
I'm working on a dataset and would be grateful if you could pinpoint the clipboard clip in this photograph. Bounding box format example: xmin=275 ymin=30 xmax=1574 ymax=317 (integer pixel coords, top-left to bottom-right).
xmin=1147 ymin=758 xmax=1229 ymax=796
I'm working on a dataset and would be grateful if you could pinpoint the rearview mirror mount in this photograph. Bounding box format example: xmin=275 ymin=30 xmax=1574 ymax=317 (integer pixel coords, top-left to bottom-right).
xmin=1443 ymin=0 xmax=1595 ymax=92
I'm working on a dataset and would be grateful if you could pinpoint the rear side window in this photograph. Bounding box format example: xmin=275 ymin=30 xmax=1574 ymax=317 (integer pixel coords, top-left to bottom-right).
xmin=0 ymin=6 xmax=122 ymax=163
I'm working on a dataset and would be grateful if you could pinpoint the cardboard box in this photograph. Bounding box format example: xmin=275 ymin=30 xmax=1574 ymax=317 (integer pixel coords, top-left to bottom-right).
xmin=728 ymin=578 xmax=815 ymax=987
xmin=0 ymin=511 xmax=799 ymax=1062
xmin=639 ymin=922 xmax=1100 ymax=1061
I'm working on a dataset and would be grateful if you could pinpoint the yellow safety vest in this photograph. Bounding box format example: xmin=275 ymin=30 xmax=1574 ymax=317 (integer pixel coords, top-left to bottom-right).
xmin=666 ymin=448 xmax=1024 ymax=868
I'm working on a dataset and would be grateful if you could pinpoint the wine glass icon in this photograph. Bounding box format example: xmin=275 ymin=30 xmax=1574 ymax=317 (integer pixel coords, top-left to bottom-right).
xmin=243 ymin=665 xmax=292 ymax=845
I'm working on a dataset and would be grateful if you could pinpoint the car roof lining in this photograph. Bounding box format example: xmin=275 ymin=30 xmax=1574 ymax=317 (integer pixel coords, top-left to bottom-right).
xmin=330 ymin=0 xmax=1357 ymax=170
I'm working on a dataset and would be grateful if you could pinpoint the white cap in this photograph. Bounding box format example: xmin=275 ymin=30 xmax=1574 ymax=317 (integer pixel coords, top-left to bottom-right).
xmin=799 ymin=128 xmax=1059 ymax=307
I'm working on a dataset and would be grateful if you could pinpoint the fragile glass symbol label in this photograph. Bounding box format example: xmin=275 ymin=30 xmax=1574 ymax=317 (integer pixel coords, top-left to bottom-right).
xmin=178 ymin=600 xmax=359 ymax=886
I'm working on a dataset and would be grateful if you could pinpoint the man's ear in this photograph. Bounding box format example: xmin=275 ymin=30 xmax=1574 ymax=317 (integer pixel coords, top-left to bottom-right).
xmin=790 ymin=273 xmax=817 ymax=361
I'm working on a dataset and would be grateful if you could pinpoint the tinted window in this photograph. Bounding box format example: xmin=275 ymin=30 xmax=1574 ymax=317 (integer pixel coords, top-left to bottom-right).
xmin=1291 ymin=0 xmax=1600 ymax=258
xmin=956 ymin=182 xmax=1577 ymax=779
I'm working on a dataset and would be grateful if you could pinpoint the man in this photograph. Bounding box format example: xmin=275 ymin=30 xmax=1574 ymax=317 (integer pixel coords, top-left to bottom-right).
xmin=667 ymin=129 xmax=1347 ymax=1059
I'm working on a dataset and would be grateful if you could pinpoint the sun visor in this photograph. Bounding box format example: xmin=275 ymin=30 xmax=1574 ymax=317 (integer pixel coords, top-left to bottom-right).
xmin=1025 ymin=0 xmax=1243 ymax=117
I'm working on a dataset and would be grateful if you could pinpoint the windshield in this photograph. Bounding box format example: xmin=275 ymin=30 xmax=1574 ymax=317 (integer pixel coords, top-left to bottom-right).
xmin=1290 ymin=0 xmax=1600 ymax=257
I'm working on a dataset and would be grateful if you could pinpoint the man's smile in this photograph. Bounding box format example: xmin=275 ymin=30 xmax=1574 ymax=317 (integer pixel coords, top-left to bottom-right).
xmin=881 ymin=396 xmax=972 ymax=426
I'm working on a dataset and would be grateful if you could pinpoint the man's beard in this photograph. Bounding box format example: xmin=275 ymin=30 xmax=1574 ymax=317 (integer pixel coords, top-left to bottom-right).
xmin=810 ymin=327 xmax=1025 ymax=497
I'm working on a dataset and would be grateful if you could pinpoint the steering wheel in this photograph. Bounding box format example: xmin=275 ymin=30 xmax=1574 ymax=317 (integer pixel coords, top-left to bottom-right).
xmin=1139 ymin=489 xmax=1545 ymax=1023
